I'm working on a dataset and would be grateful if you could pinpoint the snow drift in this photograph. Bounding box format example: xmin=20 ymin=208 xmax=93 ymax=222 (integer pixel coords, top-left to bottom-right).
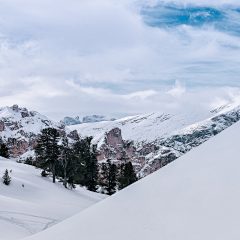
xmin=23 ymin=119 xmax=240 ymax=240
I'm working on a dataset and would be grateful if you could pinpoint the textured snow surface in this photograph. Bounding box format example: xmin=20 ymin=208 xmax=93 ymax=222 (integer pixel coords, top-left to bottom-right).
xmin=0 ymin=159 xmax=107 ymax=240
xmin=24 ymin=120 xmax=240 ymax=240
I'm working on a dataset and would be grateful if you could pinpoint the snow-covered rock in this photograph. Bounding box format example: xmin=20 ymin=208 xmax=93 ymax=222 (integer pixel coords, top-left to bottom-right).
xmin=60 ymin=115 xmax=116 ymax=126
xmin=60 ymin=116 xmax=81 ymax=126
xmin=69 ymin=100 xmax=240 ymax=176
xmin=0 ymin=105 xmax=72 ymax=158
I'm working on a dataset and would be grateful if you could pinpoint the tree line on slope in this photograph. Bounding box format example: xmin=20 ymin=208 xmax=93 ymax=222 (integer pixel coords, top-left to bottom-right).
xmin=31 ymin=127 xmax=138 ymax=195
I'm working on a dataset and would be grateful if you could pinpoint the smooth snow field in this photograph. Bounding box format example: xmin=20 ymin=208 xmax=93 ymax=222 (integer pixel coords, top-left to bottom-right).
xmin=22 ymin=120 xmax=240 ymax=240
xmin=0 ymin=159 xmax=107 ymax=240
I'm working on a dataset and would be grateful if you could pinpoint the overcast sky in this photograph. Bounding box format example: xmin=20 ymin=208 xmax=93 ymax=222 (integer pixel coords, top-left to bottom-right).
xmin=0 ymin=0 xmax=240 ymax=121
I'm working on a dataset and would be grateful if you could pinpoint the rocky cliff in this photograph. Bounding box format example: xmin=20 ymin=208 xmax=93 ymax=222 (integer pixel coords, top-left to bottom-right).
xmin=69 ymin=101 xmax=240 ymax=176
xmin=0 ymin=105 xmax=76 ymax=158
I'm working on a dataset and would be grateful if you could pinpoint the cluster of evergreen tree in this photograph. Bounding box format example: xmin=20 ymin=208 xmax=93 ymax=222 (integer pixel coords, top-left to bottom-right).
xmin=0 ymin=144 xmax=9 ymax=158
xmin=34 ymin=127 xmax=138 ymax=194
xmin=99 ymin=159 xmax=137 ymax=195
xmin=35 ymin=128 xmax=99 ymax=190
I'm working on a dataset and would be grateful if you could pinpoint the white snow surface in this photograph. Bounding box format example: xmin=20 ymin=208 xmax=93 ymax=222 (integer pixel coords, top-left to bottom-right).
xmin=23 ymin=119 xmax=240 ymax=240
xmin=0 ymin=158 xmax=107 ymax=240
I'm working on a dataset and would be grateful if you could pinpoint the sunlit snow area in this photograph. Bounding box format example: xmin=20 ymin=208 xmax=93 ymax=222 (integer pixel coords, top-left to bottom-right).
xmin=19 ymin=120 xmax=240 ymax=240
xmin=0 ymin=158 xmax=107 ymax=240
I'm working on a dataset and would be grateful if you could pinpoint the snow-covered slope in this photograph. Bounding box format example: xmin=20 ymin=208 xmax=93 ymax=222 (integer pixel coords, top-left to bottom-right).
xmin=68 ymin=100 xmax=240 ymax=175
xmin=0 ymin=105 xmax=71 ymax=158
xmin=23 ymin=118 xmax=240 ymax=240
xmin=0 ymin=158 xmax=106 ymax=240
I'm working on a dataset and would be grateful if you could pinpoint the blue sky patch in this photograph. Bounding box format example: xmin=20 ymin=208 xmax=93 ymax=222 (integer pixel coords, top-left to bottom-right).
xmin=141 ymin=4 xmax=240 ymax=37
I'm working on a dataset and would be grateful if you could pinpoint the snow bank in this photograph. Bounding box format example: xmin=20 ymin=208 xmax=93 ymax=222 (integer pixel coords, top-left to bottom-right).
xmin=0 ymin=158 xmax=106 ymax=240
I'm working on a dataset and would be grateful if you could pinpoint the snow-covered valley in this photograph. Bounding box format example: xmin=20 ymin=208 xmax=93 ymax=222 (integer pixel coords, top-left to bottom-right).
xmin=0 ymin=158 xmax=107 ymax=240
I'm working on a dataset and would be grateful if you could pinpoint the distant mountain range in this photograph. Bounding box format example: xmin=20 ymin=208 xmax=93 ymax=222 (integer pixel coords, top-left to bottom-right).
xmin=60 ymin=115 xmax=116 ymax=126
xmin=1 ymin=102 xmax=240 ymax=176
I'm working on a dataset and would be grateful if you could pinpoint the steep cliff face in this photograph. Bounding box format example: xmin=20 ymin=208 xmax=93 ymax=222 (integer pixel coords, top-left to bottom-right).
xmin=69 ymin=101 xmax=240 ymax=176
xmin=0 ymin=105 xmax=70 ymax=158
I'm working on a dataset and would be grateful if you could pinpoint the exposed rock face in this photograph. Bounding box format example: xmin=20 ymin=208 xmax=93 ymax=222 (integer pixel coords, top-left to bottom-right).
xmin=0 ymin=121 xmax=4 ymax=132
xmin=96 ymin=127 xmax=178 ymax=175
xmin=97 ymin=128 xmax=136 ymax=162
xmin=0 ymin=105 xmax=76 ymax=158
xmin=71 ymin=102 xmax=240 ymax=176
xmin=12 ymin=104 xmax=18 ymax=112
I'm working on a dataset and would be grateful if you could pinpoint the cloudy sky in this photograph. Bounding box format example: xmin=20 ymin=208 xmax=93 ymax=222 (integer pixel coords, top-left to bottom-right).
xmin=0 ymin=0 xmax=240 ymax=121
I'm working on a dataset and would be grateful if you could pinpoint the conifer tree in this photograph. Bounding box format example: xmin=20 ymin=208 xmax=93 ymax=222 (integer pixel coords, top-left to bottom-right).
xmin=59 ymin=136 xmax=78 ymax=188
xmin=35 ymin=128 xmax=60 ymax=183
xmin=2 ymin=169 xmax=11 ymax=185
xmin=0 ymin=144 xmax=9 ymax=158
xmin=100 ymin=159 xmax=118 ymax=195
xmin=73 ymin=137 xmax=99 ymax=191
xmin=118 ymin=162 xmax=137 ymax=190
xmin=59 ymin=136 xmax=71 ymax=188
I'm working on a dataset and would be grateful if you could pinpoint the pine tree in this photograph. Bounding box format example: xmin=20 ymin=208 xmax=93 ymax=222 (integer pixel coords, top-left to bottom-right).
xmin=2 ymin=169 xmax=11 ymax=185
xmin=100 ymin=159 xmax=118 ymax=195
xmin=118 ymin=162 xmax=137 ymax=190
xmin=59 ymin=136 xmax=78 ymax=189
xmin=73 ymin=137 xmax=99 ymax=192
xmin=0 ymin=144 xmax=9 ymax=158
xmin=35 ymin=128 xmax=60 ymax=183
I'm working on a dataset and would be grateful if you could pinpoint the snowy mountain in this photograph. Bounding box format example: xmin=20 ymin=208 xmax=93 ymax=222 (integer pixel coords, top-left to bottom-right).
xmin=0 ymin=157 xmax=106 ymax=240
xmin=21 ymin=115 xmax=240 ymax=240
xmin=0 ymin=105 xmax=79 ymax=158
xmin=60 ymin=115 xmax=116 ymax=126
xmin=1 ymin=102 xmax=240 ymax=178
xmin=60 ymin=116 xmax=81 ymax=126
xmin=68 ymin=100 xmax=240 ymax=176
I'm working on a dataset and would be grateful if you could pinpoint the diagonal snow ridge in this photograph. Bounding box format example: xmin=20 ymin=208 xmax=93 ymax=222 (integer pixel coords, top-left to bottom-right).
xmin=22 ymin=119 xmax=240 ymax=240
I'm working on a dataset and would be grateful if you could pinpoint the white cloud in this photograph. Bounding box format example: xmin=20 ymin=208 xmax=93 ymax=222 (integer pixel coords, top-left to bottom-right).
xmin=0 ymin=0 xmax=240 ymax=120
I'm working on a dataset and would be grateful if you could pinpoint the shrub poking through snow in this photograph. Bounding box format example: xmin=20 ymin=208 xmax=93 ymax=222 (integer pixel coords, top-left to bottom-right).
xmin=2 ymin=169 xmax=11 ymax=185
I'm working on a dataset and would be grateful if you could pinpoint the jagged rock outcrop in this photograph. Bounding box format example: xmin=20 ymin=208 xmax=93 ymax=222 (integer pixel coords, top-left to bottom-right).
xmin=0 ymin=105 xmax=76 ymax=158
xmin=97 ymin=128 xmax=136 ymax=161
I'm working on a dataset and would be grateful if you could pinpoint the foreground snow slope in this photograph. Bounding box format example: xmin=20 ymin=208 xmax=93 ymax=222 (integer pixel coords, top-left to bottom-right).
xmin=24 ymin=120 xmax=240 ymax=240
xmin=0 ymin=159 xmax=106 ymax=240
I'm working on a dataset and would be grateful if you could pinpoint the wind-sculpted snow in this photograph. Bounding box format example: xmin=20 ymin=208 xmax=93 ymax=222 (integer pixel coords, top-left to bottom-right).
xmin=22 ymin=116 xmax=240 ymax=240
xmin=69 ymin=101 xmax=240 ymax=176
